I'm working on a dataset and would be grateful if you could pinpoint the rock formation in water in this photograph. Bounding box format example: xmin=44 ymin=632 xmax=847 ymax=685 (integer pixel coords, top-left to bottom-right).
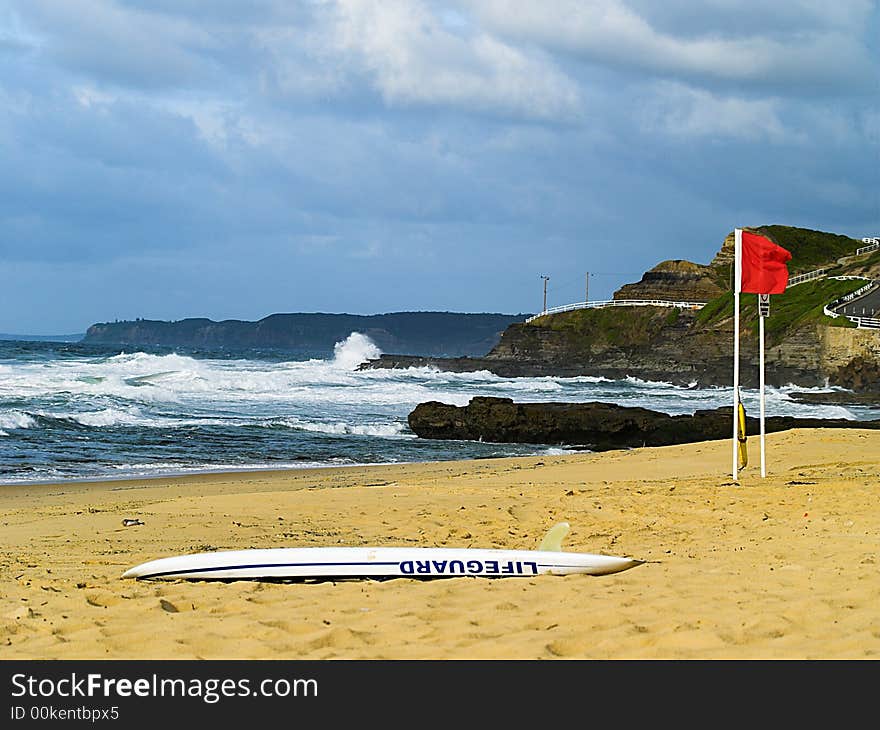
xmin=407 ymin=396 xmax=880 ymax=449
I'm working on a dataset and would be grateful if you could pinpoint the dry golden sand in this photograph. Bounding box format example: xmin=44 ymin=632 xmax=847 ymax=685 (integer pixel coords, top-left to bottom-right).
xmin=1 ymin=428 xmax=878 ymax=660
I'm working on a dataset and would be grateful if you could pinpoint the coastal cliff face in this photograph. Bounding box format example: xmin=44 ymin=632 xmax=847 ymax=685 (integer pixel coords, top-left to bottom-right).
xmin=482 ymin=308 xmax=823 ymax=388
xmin=483 ymin=305 xmax=879 ymax=391
xmin=484 ymin=307 xmax=721 ymax=384
xmin=818 ymin=328 xmax=880 ymax=391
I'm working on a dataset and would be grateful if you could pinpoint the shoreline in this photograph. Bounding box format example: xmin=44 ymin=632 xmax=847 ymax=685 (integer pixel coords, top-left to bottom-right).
xmin=2 ymin=427 xmax=879 ymax=659
xmin=0 ymin=447 xmax=577 ymax=490
xmin=0 ymin=460 xmax=414 ymax=490
xmin=5 ymin=395 xmax=879 ymax=490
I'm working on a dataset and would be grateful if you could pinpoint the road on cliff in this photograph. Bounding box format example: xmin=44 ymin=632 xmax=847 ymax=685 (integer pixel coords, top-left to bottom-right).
xmin=838 ymin=286 xmax=880 ymax=318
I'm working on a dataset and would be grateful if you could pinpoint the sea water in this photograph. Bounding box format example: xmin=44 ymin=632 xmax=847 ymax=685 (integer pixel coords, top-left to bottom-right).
xmin=0 ymin=332 xmax=875 ymax=485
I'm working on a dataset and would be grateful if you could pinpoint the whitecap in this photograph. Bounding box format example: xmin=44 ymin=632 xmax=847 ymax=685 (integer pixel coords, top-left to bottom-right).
xmin=0 ymin=411 xmax=37 ymax=430
xmin=273 ymin=417 xmax=410 ymax=438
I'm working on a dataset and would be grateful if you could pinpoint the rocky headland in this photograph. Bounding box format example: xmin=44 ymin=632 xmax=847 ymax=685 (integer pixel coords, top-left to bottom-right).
xmin=363 ymin=226 xmax=880 ymax=393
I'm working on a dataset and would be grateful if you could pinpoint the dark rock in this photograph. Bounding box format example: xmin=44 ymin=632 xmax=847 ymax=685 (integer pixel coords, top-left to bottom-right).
xmin=829 ymin=356 xmax=880 ymax=394
xmin=356 ymin=354 xmax=588 ymax=378
xmin=788 ymin=390 xmax=880 ymax=406
xmin=407 ymin=396 xmax=880 ymax=450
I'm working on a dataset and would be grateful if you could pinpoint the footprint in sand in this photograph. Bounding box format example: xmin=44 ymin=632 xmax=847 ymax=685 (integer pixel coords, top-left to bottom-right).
xmin=84 ymin=590 xmax=126 ymax=608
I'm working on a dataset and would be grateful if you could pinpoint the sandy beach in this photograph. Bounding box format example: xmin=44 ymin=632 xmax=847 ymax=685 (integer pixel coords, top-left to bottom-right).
xmin=2 ymin=427 xmax=878 ymax=660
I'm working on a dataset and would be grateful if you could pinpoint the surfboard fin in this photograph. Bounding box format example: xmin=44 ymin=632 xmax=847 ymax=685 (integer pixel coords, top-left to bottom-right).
xmin=538 ymin=522 xmax=570 ymax=552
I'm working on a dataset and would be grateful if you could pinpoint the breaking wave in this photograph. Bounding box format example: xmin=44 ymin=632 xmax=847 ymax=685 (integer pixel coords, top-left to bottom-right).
xmin=331 ymin=332 xmax=382 ymax=370
xmin=0 ymin=411 xmax=37 ymax=430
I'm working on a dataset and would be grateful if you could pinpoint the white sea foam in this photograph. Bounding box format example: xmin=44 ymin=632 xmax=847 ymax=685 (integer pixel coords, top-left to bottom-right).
xmin=105 ymin=459 xmax=359 ymax=474
xmin=0 ymin=411 xmax=36 ymax=430
xmin=277 ymin=418 xmax=410 ymax=437
xmin=737 ymin=386 xmax=857 ymax=421
xmin=331 ymin=332 xmax=382 ymax=369
xmin=0 ymin=333 xmax=709 ymax=415
xmin=0 ymin=458 xmax=367 ymax=485
xmin=68 ymin=407 xmax=147 ymax=427
xmin=624 ymin=375 xmax=679 ymax=388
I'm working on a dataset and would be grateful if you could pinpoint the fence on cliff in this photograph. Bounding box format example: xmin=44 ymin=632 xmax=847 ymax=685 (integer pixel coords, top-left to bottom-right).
xmin=823 ymin=277 xmax=880 ymax=330
xmin=525 ymin=299 xmax=707 ymax=323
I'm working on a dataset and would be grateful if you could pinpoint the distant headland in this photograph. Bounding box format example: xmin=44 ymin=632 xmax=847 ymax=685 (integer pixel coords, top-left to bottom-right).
xmin=81 ymin=311 xmax=529 ymax=358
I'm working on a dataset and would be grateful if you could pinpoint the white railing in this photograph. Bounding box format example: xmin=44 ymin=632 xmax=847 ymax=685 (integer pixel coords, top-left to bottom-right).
xmin=787 ymin=268 xmax=829 ymax=287
xmin=792 ymin=240 xmax=880 ymax=283
xmin=823 ymin=278 xmax=878 ymax=328
xmin=858 ymin=237 xmax=880 ymax=256
xmin=525 ymin=299 xmax=706 ymax=323
xmin=848 ymin=316 xmax=880 ymax=330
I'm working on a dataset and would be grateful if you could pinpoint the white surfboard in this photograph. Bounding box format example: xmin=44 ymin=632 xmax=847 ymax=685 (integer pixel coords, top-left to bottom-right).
xmin=122 ymin=523 xmax=643 ymax=581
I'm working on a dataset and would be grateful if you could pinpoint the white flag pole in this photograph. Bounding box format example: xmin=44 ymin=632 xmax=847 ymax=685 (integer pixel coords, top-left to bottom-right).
xmin=759 ymin=297 xmax=766 ymax=478
xmin=732 ymin=228 xmax=742 ymax=481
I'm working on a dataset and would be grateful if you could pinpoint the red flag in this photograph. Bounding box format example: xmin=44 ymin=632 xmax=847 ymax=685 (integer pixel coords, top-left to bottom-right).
xmin=739 ymin=230 xmax=792 ymax=294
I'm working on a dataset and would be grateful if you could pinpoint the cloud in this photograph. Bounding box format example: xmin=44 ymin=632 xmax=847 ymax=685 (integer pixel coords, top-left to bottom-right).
xmin=9 ymin=0 xmax=222 ymax=89
xmin=639 ymin=82 xmax=790 ymax=141
xmin=11 ymin=1 xmax=585 ymax=123
xmin=628 ymin=0 xmax=874 ymax=36
xmin=262 ymin=0 xmax=583 ymax=121
xmin=463 ymin=0 xmax=878 ymax=96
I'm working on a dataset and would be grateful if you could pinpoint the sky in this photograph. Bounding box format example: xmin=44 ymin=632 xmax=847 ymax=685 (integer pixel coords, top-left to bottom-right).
xmin=1 ymin=0 xmax=878 ymax=334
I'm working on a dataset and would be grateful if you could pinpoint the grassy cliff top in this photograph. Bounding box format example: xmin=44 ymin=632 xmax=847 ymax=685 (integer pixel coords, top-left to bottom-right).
xmin=708 ymin=225 xmax=865 ymax=285
xmin=755 ymin=225 xmax=864 ymax=273
xmin=694 ymin=277 xmax=862 ymax=344
xmin=529 ymin=226 xmax=874 ymax=349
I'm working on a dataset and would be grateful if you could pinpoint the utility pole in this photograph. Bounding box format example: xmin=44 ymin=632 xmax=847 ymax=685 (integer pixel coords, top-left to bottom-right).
xmin=585 ymin=272 xmax=589 ymax=304
xmin=540 ymin=275 xmax=550 ymax=313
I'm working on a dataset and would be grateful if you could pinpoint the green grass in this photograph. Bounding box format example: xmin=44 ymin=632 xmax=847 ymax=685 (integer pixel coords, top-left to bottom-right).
xmin=707 ymin=226 xmax=865 ymax=286
xmin=695 ymin=277 xmax=864 ymax=345
xmin=753 ymin=225 xmax=862 ymax=275
xmin=526 ymin=306 xmax=676 ymax=349
xmin=694 ymin=295 xmax=732 ymax=327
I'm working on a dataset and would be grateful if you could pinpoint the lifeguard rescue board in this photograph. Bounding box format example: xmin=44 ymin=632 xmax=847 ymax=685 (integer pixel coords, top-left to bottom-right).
xmin=122 ymin=523 xmax=643 ymax=581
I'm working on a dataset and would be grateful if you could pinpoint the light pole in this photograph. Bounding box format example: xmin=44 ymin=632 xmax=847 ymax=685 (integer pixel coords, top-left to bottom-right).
xmin=540 ymin=275 xmax=550 ymax=313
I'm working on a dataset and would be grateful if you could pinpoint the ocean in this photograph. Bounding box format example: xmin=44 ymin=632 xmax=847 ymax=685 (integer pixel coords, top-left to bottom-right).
xmin=1 ymin=332 xmax=876 ymax=485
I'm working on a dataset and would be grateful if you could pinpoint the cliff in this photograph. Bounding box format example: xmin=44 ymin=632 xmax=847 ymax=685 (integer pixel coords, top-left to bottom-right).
xmin=363 ymin=226 xmax=880 ymax=392
xmin=82 ymin=311 xmax=528 ymax=357
xmin=612 ymin=260 xmax=725 ymax=302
